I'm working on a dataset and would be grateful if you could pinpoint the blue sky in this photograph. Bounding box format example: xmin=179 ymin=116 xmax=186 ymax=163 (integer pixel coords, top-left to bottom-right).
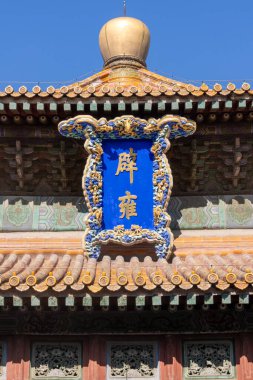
xmin=1 ymin=0 xmax=253 ymax=88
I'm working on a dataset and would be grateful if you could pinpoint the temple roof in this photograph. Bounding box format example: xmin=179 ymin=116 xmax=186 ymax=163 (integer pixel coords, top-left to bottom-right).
xmin=0 ymin=230 xmax=252 ymax=294
xmin=0 ymin=74 xmax=251 ymax=100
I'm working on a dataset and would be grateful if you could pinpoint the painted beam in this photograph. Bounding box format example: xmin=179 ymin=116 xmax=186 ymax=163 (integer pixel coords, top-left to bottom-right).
xmin=48 ymin=296 xmax=58 ymax=307
xmin=238 ymin=99 xmax=246 ymax=109
xmin=225 ymin=100 xmax=233 ymax=109
xmin=144 ymin=100 xmax=152 ymax=112
xmin=65 ymin=295 xmax=75 ymax=307
xmin=31 ymin=296 xmax=40 ymax=307
xmin=204 ymin=294 xmax=214 ymax=305
xmin=90 ymin=100 xmax=97 ymax=112
xmin=185 ymin=101 xmax=193 ymax=111
xmin=118 ymin=100 xmax=126 ymax=112
xmin=49 ymin=103 xmax=57 ymax=112
xmin=211 ymin=101 xmax=219 ymax=110
xmin=186 ymin=293 xmax=196 ymax=305
xmin=239 ymin=294 xmax=249 ymax=304
xmin=103 ymin=100 xmax=111 ymax=112
xmin=100 ymin=296 xmax=109 ymax=307
xmin=36 ymin=102 xmax=44 ymax=112
xmin=117 ymin=295 xmax=127 ymax=307
xmin=158 ymin=100 xmax=166 ymax=111
xmin=63 ymin=103 xmax=71 ymax=112
xmin=135 ymin=295 xmax=145 ymax=307
xmin=169 ymin=295 xmax=179 ymax=305
xmin=171 ymin=101 xmax=179 ymax=111
xmin=22 ymin=102 xmax=30 ymax=112
xmin=197 ymin=100 xmax=206 ymax=110
xmin=13 ymin=296 xmax=22 ymax=307
xmin=76 ymin=101 xmax=84 ymax=112
xmin=9 ymin=102 xmax=17 ymax=111
xmin=82 ymin=295 xmax=92 ymax=307
xmin=131 ymin=101 xmax=139 ymax=112
xmin=152 ymin=295 xmax=162 ymax=306
xmin=221 ymin=294 xmax=231 ymax=304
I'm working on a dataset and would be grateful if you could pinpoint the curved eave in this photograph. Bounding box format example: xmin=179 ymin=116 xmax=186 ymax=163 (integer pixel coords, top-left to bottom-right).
xmin=0 ymin=230 xmax=252 ymax=294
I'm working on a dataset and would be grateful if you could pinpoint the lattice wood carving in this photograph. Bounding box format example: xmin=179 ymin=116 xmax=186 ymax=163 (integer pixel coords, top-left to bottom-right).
xmin=183 ymin=340 xmax=235 ymax=379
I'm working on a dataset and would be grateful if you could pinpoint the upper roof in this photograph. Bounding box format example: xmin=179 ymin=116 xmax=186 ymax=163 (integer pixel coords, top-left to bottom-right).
xmin=0 ymin=70 xmax=251 ymax=100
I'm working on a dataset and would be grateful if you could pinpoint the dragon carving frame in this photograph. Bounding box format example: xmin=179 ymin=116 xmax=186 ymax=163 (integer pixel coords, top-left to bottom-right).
xmin=58 ymin=115 xmax=196 ymax=259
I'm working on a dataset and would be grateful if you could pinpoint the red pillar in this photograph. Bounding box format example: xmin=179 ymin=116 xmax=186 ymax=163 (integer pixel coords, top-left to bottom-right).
xmin=161 ymin=335 xmax=182 ymax=380
xmin=236 ymin=333 xmax=253 ymax=380
xmin=6 ymin=336 xmax=30 ymax=380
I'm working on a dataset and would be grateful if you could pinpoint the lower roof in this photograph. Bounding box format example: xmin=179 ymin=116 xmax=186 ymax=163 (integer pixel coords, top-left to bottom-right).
xmin=0 ymin=230 xmax=252 ymax=294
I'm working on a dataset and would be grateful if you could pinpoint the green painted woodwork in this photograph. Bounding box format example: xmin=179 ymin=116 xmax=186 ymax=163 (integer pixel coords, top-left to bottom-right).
xmin=225 ymin=100 xmax=233 ymax=108
xmin=9 ymin=102 xmax=17 ymax=111
xmin=0 ymin=103 xmax=4 ymax=111
xmin=238 ymin=99 xmax=246 ymax=108
xmin=204 ymin=294 xmax=214 ymax=305
xmin=185 ymin=101 xmax=193 ymax=110
xmin=63 ymin=103 xmax=71 ymax=112
xmin=0 ymin=194 xmax=252 ymax=232
xmin=13 ymin=296 xmax=22 ymax=307
xmin=36 ymin=102 xmax=44 ymax=111
xmin=221 ymin=294 xmax=231 ymax=304
xmin=31 ymin=296 xmax=40 ymax=307
xmin=49 ymin=103 xmax=57 ymax=111
xmin=117 ymin=295 xmax=127 ymax=307
xmin=171 ymin=101 xmax=179 ymax=111
xmin=169 ymin=295 xmax=179 ymax=305
xmin=118 ymin=100 xmax=126 ymax=111
xmin=211 ymin=101 xmax=219 ymax=109
xmin=48 ymin=296 xmax=58 ymax=307
xmin=152 ymin=295 xmax=162 ymax=306
xmin=239 ymin=294 xmax=249 ymax=304
xmin=0 ymin=297 xmax=4 ymax=307
xmin=158 ymin=100 xmax=166 ymax=111
xmin=186 ymin=294 xmax=196 ymax=305
xmin=65 ymin=295 xmax=75 ymax=307
xmin=103 ymin=100 xmax=111 ymax=112
xmin=131 ymin=101 xmax=139 ymax=111
xmin=100 ymin=296 xmax=109 ymax=307
xmin=82 ymin=295 xmax=92 ymax=307
xmin=90 ymin=100 xmax=97 ymax=112
xmin=22 ymin=102 xmax=30 ymax=111
xmin=144 ymin=100 xmax=152 ymax=111
xmin=135 ymin=295 xmax=145 ymax=307
xmin=76 ymin=101 xmax=84 ymax=111
xmin=197 ymin=100 xmax=206 ymax=110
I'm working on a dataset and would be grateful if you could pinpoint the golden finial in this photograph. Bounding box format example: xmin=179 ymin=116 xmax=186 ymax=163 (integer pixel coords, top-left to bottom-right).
xmin=99 ymin=15 xmax=150 ymax=68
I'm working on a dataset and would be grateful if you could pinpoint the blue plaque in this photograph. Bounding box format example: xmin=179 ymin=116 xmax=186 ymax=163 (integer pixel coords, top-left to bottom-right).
xmin=102 ymin=139 xmax=153 ymax=230
xmin=58 ymin=115 xmax=196 ymax=259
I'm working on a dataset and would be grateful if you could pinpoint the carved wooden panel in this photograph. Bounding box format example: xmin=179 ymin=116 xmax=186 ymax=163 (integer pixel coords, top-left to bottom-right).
xmin=183 ymin=340 xmax=235 ymax=379
xmin=107 ymin=342 xmax=159 ymax=379
xmin=31 ymin=342 xmax=82 ymax=379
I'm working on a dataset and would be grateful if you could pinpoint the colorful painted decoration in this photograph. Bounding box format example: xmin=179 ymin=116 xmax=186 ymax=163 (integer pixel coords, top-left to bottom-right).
xmin=58 ymin=115 xmax=196 ymax=259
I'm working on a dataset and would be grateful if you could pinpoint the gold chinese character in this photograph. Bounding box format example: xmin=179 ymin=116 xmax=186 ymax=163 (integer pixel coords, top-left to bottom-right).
xmin=115 ymin=148 xmax=138 ymax=184
xmin=118 ymin=191 xmax=137 ymax=220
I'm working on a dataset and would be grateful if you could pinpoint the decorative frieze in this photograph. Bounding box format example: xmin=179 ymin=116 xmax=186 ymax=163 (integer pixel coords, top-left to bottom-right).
xmin=183 ymin=340 xmax=235 ymax=379
xmin=31 ymin=342 xmax=81 ymax=379
xmin=107 ymin=342 xmax=158 ymax=379
xmin=0 ymin=309 xmax=250 ymax=334
xmin=0 ymin=197 xmax=86 ymax=231
xmin=0 ymin=195 xmax=253 ymax=231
